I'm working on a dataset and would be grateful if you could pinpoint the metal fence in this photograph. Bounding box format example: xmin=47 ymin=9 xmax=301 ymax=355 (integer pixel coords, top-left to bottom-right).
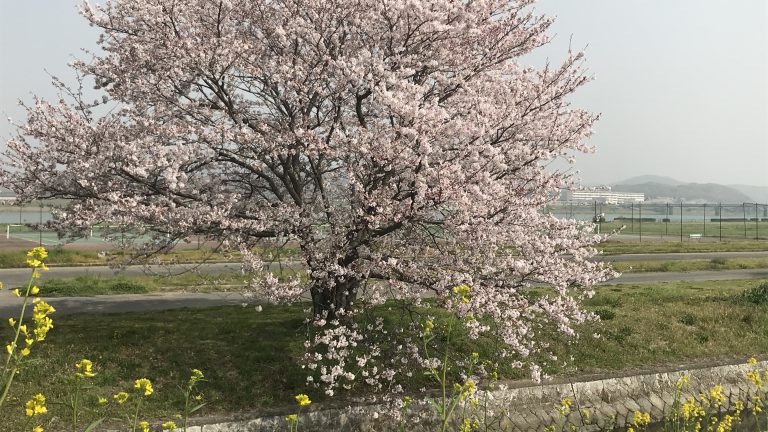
xmin=547 ymin=202 xmax=768 ymax=241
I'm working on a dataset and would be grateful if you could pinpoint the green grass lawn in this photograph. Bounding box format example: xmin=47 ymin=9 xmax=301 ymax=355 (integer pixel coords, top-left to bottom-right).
xmin=35 ymin=257 xmax=768 ymax=299
xmin=0 ymin=246 xmax=302 ymax=268
xmin=596 ymin=220 xmax=768 ymax=240
xmin=39 ymin=274 xmax=244 ymax=296
xmin=38 ymin=270 xmax=304 ymax=297
xmin=598 ymin=240 xmax=768 ymax=255
xmin=2 ymin=279 xmax=768 ymax=429
xmin=611 ymin=257 xmax=768 ymax=273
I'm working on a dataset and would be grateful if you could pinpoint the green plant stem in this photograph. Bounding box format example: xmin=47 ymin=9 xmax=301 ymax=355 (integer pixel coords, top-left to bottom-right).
xmin=439 ymin=313 xmax=455 ymax=432
xmin=22 ymin=415 xmax=32 ymax=432
xmin=0 ymin=268 xmax=36 ymax=409
xmin=131 ymin=397 xmax=143 ymax=432
xmin=71 ymin=380 xmax=81 ymax=432
xmin=183 ymin=386 xmax=191 ymax=432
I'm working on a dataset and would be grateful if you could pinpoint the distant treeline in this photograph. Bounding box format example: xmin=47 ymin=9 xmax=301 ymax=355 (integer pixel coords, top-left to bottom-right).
xmin=613 ymin=217 xmax=657 ymax=222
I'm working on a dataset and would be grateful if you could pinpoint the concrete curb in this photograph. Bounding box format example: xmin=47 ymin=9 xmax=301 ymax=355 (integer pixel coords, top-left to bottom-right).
xmin=153 ymin=359 xmax=767 ymax=432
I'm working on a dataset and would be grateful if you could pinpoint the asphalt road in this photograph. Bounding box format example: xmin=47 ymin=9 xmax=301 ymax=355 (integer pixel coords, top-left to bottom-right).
xmin=0 ymin=253 xmax=766 ymax=317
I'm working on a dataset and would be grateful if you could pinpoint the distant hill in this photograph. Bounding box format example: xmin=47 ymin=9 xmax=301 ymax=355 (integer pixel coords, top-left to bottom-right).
xmin=611 ymin=182 xmax=753 ymax=203
xmin=614 ymin=175 xmax=686 ymax=186
xmin=728 ymin=184 xmax=768 ymax=203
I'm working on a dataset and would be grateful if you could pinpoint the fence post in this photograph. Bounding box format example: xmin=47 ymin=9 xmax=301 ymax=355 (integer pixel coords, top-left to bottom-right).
xmin=756 ymin=203 xmax=759 ymax=240
xmin=719 ymin=203 xmax=722 ymax=241
xmin=680 ymin=201 xmax=684 ymax=242
xmin=743 ymin=203 xmax=747 ymax=238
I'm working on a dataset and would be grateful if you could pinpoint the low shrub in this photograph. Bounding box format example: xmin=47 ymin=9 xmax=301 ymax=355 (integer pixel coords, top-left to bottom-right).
xmin=594 ymin=308 xmax=616 ymax=321
xmin=741 ymin=281 xmax=768 ymax=305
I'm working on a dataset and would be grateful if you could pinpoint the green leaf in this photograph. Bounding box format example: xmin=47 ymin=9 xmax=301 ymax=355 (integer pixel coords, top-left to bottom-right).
xmin=189 ymin=402 xmax=208 ymax=414
xmin=83 ymin=418 xmax=105 ymax=432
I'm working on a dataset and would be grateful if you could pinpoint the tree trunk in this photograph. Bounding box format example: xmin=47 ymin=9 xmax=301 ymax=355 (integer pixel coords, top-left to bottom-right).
xmin=310 ymin=277 xmax=359 ymax=324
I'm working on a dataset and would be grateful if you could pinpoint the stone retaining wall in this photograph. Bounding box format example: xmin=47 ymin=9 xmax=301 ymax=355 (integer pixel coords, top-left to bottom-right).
xmin=159 ymin=360 xmax=767 ymax=432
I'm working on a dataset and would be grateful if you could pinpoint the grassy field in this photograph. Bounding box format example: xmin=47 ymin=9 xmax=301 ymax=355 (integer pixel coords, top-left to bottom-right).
xmin=33 ymin=255 xmax=768 ymax=298
xmin=0 ymin=237 xmax=764 ymax=270
xmin=610 ymin=257 xmax=768 ymax=273
xmin=596 ymin=220 xmax=767 ymax=241
xmin=0 ymin=246 xmax=300 ymax=268
xmin=598 ymin=240 xmax=768 ymax=255
xmin=2 ymin=279 xmax=767 ymax=429
xmin=38 ymin=270 xmax=308 ymax=296
xmin=39 ymin=274 xmax=245 ymax=296
xmin=35 ymin=252 xmax=768 ymax=298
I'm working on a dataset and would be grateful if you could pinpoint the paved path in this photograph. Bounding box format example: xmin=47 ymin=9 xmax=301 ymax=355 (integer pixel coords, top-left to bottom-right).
xmin=0 ymin=256 xmax=766 ymax=317
xmin=609 ymin=268 xmax=768 ymax=284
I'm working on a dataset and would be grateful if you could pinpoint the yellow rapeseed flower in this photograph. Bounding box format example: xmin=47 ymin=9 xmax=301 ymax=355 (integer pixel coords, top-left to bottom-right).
xmin=25 ymin=394 xmax=47 ymax=417
xmin=747 ymin=370 xmax=764 ymax=390
xmin=461 ymin=379 xmax=477 ymax=400
xmin=27 ymin=247 xmax=48 ymax=260
xmin=75 ymin=359 xmax=96 ymax=378
xmin=422 ymin=319 xmax=434 ymax=335
xmin=709 ymin=385 xmax=725 ymax=407
xmin=12 ymin=288 xmax=20 ymax=297
xmin=8 ymin=318 xmax=15 ymax=327
xmin=32 ymin=301 xmax=56 ymax=338
xmin=452 ymin=284 xmax=471 ymax=303
xmin=135 ymin=378 xmax=154 ymax=396
xmin=747 ymin=357 xmax=758 ymax=366
xmin=32 ymin=426 xmax=43 ymax=432
xmin=162 ymin=420 xmax=177 ymax=431
xmin=25 ymin=259 xmax=42 ymax=268
xmin=189 ymin=368 xmax=204 ymax=386
xmin=716 ymin=414 xmax=734 ymax=432
xmin=139 ymin=421 xmax=150 ymax=432
xmin=114 ymin=392 xmax=129 ymax=405
xmin=734 ymin=400 xmax=744 ymax=417
xmin=286 ymin=414 xmax=298 ymax=424
xmin=21 ymin=347 xmax=30 ymax=356
xmin=30 ymin=286 xmax=40 ymax=295
xmin=98 ymin=397 xmax=108 ymax=406
xmin=459 ymin=418 xmax=473 ymax=432
xmin=682 ymin=397 xmax=704 ymax=422
xmin=295 ymin=394 xmax=311 ymax=406
xmin=633 ymin=411 xmax=651 ymax=427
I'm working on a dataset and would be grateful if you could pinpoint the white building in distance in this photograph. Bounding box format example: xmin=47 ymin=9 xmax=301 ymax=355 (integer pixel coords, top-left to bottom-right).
xmin=563 ymin=187 xmax=645 ymax=204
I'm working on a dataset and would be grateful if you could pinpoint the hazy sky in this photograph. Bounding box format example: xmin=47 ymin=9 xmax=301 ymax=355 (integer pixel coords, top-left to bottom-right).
xmin=1 ymin=1 xmax=766 ymax=187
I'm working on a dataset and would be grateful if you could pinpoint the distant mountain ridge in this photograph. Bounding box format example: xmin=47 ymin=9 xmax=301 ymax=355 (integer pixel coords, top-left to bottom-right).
xmin=613 ymin=175 xmax=685 ymax=186
xmin=609 ymin=176 xmax=767 ymax=203
xmin=728 ymin=184 xmax=768 ymax=203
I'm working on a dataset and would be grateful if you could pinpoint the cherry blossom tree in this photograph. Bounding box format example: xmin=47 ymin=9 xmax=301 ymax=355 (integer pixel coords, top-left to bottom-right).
xmin=4 ymin=0 xmax=613 ymax=391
